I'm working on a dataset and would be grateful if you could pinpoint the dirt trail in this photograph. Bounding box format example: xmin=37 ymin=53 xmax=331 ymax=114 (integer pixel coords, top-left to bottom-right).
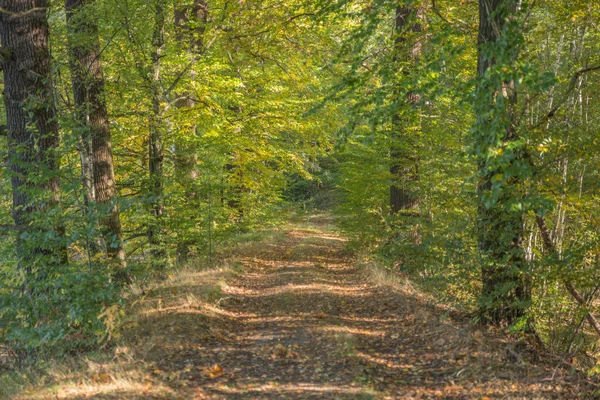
xmin=152 ymin=220 xmax=591 ymax=399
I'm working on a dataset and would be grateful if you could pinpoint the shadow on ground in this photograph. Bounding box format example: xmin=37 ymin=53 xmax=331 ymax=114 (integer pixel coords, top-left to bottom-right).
xmin=39 ymin=222 xmax=593 ymax=399
xmin=143 ymin=226 xmax=592 ymax=399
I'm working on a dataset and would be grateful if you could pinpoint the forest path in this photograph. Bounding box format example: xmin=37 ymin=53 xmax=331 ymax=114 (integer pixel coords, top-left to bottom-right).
xmin=153 ymin=216 xmax=587 ymax=399
xmin=12 ymin=219 xmax=593 ymax=400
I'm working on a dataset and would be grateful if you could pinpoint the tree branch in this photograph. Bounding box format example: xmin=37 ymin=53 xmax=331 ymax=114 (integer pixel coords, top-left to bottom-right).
xmin=123 ymin=232 xmax=148 ymax=242
xmin=536 ymin=65 xmax=600 ymax=128
xmin=536 ymin=215 xmax=600 ymax=337
xmin=285 ymin=13 xmax=315 ymax=24
xmin=164 ymin=61 xmax=194 ymax=98
xmin=0 ymin=224 xmax=24 ymax=233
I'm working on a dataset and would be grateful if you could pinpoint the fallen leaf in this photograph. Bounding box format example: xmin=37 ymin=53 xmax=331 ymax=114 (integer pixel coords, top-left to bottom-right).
xmin=208 ymin=364 xmax=224 ymax=378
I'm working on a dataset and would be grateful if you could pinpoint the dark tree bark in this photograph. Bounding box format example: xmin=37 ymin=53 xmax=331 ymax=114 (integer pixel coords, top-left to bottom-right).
xmin=66 ymin=0 xmax=126 ymax=271
xmin=390 ymin=4 xmax=421 ymax=214
xmin=0 ymin=0 xmax=67 ymax=270
xmin=476 ymin=0 xmax=529 ymax=325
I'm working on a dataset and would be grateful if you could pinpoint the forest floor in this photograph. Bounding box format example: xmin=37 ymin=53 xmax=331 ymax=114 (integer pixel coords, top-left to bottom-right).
xmin=11 ymin=214 xmax=596 ymax=399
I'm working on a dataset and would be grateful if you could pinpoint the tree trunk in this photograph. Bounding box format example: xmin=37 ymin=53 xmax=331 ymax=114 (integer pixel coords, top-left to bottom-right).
xmin=148 ymin=0 xmax=167 ymax=265
xmin=390 ymin=4 xmax=421 ymax=214
xmin=475 ymin=0 xmax=529 ymax=325
xmin=173 ymin=0 xmax=207 ymax=263
xmin=66 ymin=0 xmax=127 ymax=272
xmin=0 ymin=0 xmax=67 ymax=271
xmin=226 ymin=155 xmax=244 ymax=223
xmin=174 ymin=0 xmax=207 ymax=53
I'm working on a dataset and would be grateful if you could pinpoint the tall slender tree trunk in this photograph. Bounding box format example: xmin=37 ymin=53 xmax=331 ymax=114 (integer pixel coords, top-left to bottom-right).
xmin=475 ymin=0 xmax=529 ymax=325
xmin=173 ymin=0 xmax=207 ymax=263
xmin=65 ymin=0 xmax=126 ymax=271
xmin=226 ymin=152 xmax=244 ymax=222
xmin=0 ymin=0 xmax=67 ymax=271
xmin=390 ymin=4 xmax=421 ymax=214
xmin=148 ymin=0 xmax=167 ymax=264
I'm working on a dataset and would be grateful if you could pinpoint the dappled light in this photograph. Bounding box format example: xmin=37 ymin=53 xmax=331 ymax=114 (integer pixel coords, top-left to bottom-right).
xmin=225 ymin=282 xmax=372 ymax=297
xmin=1 ymin=0 xmax=599 ymax=397
xmin=319 ymin=326 xmax=387 ymax=338
xmin=140 ymin=224 xmax=595 ymax=398
xmin=11 ymin=219 xmax=594 ymax=399
xmin=209 ymin=382 xmax=377 ymax=396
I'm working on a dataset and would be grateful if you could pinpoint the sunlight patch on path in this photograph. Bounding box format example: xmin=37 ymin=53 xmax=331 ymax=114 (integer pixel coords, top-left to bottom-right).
xmin=203 ymin=382 xmax=376 ymax=396
xmin=319 ymin=325 xmax=387 ymax=338
xmin=224 ymin=282 xmax=371 ymax=297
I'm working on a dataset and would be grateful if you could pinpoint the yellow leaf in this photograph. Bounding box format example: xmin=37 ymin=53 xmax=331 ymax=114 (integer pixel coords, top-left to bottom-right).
xmin=202 ymin=364 xmax=223 ymax=379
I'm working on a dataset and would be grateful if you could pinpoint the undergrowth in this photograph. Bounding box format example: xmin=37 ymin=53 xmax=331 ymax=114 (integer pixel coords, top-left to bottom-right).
xmin=0 ymin=246 xmax=254 ymax=399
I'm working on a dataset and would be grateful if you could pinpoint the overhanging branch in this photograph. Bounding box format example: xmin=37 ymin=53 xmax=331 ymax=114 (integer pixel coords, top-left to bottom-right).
xmin=536 ymin=65 xmax=600 ymax=128
xmin=536 ymin=216 xmax=600 ymax=337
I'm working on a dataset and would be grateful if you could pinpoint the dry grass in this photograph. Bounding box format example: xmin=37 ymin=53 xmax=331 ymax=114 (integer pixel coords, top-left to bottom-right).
xmin=358 ymin=254 xmax=469 ymax=320
xmin=358 ymin=254 xmax=414 ymax=294
xmin=1 ymin=259 xmax=244 ymax=400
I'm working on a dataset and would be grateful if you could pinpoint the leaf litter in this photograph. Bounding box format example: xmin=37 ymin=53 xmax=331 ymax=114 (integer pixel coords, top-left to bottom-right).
xmin=18 ymin=219 xmax=596 ymax=399
xmin=150 ymin=221 xmax=595 ymax=399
